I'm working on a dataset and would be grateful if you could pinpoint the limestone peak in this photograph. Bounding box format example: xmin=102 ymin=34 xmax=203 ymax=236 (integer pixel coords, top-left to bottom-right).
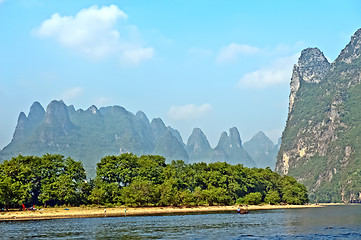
xmin=297 ymin=47 xmax=330 ymax=83
xmin=335 ymin=28 xmax=361 ymax=64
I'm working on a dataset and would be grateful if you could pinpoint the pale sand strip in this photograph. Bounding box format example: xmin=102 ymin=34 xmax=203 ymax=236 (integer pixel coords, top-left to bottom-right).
xmin=0 ymin=204 xmax=322 ymax=221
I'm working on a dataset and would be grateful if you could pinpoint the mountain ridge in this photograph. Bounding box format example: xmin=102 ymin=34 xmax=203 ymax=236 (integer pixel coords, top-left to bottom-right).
xmin=1 ymin=100 xmax=278 ymax=178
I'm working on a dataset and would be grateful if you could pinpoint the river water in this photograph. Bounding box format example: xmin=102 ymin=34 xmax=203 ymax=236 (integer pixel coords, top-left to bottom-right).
xmin=1 ymin=205 xmax=361 ymax=239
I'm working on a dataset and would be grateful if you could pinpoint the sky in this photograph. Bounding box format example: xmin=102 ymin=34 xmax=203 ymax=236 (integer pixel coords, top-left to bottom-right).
xmin=1 ymin=0 xmax=361 ymax=149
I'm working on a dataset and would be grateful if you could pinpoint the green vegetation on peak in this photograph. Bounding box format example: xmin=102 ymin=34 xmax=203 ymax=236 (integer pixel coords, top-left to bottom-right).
xmin=276 ymin=28 xmax=361 ymax=203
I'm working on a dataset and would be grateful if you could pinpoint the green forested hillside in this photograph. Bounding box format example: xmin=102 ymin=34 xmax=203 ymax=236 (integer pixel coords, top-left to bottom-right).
xmin=276 ymin=29 xmax=361 ymax=203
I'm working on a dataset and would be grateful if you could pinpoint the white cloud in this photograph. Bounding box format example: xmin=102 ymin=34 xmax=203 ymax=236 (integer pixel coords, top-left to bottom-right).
xmin=217 ymin=43 xmax=260 ymax=63
xmin=238 ymin=53 xmax=299 ymax=88
xmin=61 ymin=87 xmax=83 ymax=101
xmin=168 ymin=103 xmax=212 ymax=121
xmin=95 ymin=97 xmax=112 ymax=106
xmin=35 ymin=5 xmax=154 ymax=65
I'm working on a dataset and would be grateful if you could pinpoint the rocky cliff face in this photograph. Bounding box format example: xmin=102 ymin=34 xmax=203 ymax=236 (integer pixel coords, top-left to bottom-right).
xmin=336 ymin=28 xmax=361 ymax=64
xmin=289 ymin=48 xmax=330 ymax=112
xmin=276 ymin=28 xmax=361 ymax=203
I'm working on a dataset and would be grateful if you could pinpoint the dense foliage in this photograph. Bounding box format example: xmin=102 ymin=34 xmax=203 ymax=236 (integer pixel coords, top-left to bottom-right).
xmin=0 ymin=154 xmax=308 ymax=209
xmin=0 ymin=154 xmax=88 ymax=210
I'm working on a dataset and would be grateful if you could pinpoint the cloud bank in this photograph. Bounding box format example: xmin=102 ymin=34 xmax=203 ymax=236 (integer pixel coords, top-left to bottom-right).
xmin=168 ymin=103 xmax=212 ymax=120
xmin=95 ymin=97 xmax=112 ymax=106
xmin=35 ymin=5 xmax=154 ymax=65
xmin=238 ymin=53 xmax=299 ymax=88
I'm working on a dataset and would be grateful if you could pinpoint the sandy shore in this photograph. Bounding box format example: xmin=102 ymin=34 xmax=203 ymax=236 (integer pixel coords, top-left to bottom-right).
xmin=0 ymin=204 xmax=322 ymax=221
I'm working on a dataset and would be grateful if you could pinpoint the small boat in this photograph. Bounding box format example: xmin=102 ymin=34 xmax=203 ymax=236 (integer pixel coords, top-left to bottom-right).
xmin=237 ymin=205 xmax=249 ymax=214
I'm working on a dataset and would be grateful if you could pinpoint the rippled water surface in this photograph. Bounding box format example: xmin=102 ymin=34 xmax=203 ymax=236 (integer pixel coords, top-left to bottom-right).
xmin=1 ymin=205 xmax=361 ymax=239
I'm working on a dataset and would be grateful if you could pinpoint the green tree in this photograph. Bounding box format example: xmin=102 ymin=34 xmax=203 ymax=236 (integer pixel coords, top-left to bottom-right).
xmin=264 ymin=190 xmax=281 ymax=205
xmin=88 ymin=180 xmax=107 ymax=205
xmin=156 ymin=179 xmax=177 ymax=206
xmin=0 ymin=155 xmax=36 ymax=209
xmin=203 ymin=187 xmax=232 ymax=205
xmin=279 ymin=175 xmax=308 ymax=205
xmin=38 ymin=154 xmax=87 ymax=206
xmin=0 ymin=154 xmax=87 ymax=208
xmin=239 ymin=192 xmax=263 ymax=205
xmin=120 ymin=179 xmax=155 ymax=206
xmin=96 ymin=153 xmax=139 ymax=187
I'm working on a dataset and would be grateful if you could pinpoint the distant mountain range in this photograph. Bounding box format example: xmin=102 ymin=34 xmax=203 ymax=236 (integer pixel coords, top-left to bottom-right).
xmin=0 ymin=100 xmax=279 ymax=178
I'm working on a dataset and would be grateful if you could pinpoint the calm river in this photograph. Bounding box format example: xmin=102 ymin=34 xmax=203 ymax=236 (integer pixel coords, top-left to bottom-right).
xmin=1 ymin=205 xmax=361 ymax=239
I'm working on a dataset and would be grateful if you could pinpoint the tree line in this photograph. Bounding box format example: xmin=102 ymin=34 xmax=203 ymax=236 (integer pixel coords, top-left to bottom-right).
xmin=0 ymin=154 xmax=308 ymax=209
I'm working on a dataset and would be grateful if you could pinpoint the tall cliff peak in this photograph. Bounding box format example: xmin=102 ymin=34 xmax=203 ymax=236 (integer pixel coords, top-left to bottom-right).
xmin=187 ymin=128 xmax=211 ymax=149
xmin=288 ymin=48 xmax=330 ymax=112
xmin=188 ymin=128 xmax=207 ymax=140
xmin=289 ymin=64 xmax=301 ymax=112
xmin=298 ymin=47 xmax=330 ymax=83
xmin=251 ymin=131 xmax=272 ymax=142
xmin=152 ymin=128 xmax=189 ymax=163
xmin=151 ymin=118 xmax=167 ymax=140
xmin=216 ymin=131 xmax=229 ymax=149
xmin=186 ymin=128 xmax=212 ymax=163
xmin=248 ymin=132 xmax=274 ymax=150
xmin=43 ymin=100 xmax=74 ymax=138
xmin=243 ymin=131 xmax=277 ymax=169
xmin=67 ymin=105 xmax=76 ymax=115
xmin=86 ymin=105 xmax=100 ymax=115
xmin=229 ymin=127 xmax=242 ymax=148
xmin=168 ymin=127 xmax=185 ymax=146
xmin=335 ymin=28 xmax=361 ymax=64
xmin=18 ymin=111 xmax=27 ymax=121
xmin=110 ymin=105 xmax=128 ymax=115
xmin=277 ymin=28 xmax=361 ymax=203
xmin=215 ymin=128 xmax=243 ymax=150
xmin=12 ymin=112 xmax=28 ymax=141
xmin=45 ymin=100 xmax=71 ymax=122
xmin=135 ymin=111 xmax=149 ymax=123
xmin=151 ymin=118 xmax=166 ymax=130
xmin=212 ymin=127 xmax=255 ymax=167
xmin=28 ymin=101 xmax=45 ymax=123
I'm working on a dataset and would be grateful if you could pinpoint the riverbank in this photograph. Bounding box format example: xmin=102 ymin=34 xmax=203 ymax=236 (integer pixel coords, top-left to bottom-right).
xmin=0 ymin=204 xmax=323 ymax=221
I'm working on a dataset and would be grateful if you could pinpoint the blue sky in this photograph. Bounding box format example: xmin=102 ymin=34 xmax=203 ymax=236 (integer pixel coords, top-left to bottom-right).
xmin=0 ymin=0 xmax=360 ymax=149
